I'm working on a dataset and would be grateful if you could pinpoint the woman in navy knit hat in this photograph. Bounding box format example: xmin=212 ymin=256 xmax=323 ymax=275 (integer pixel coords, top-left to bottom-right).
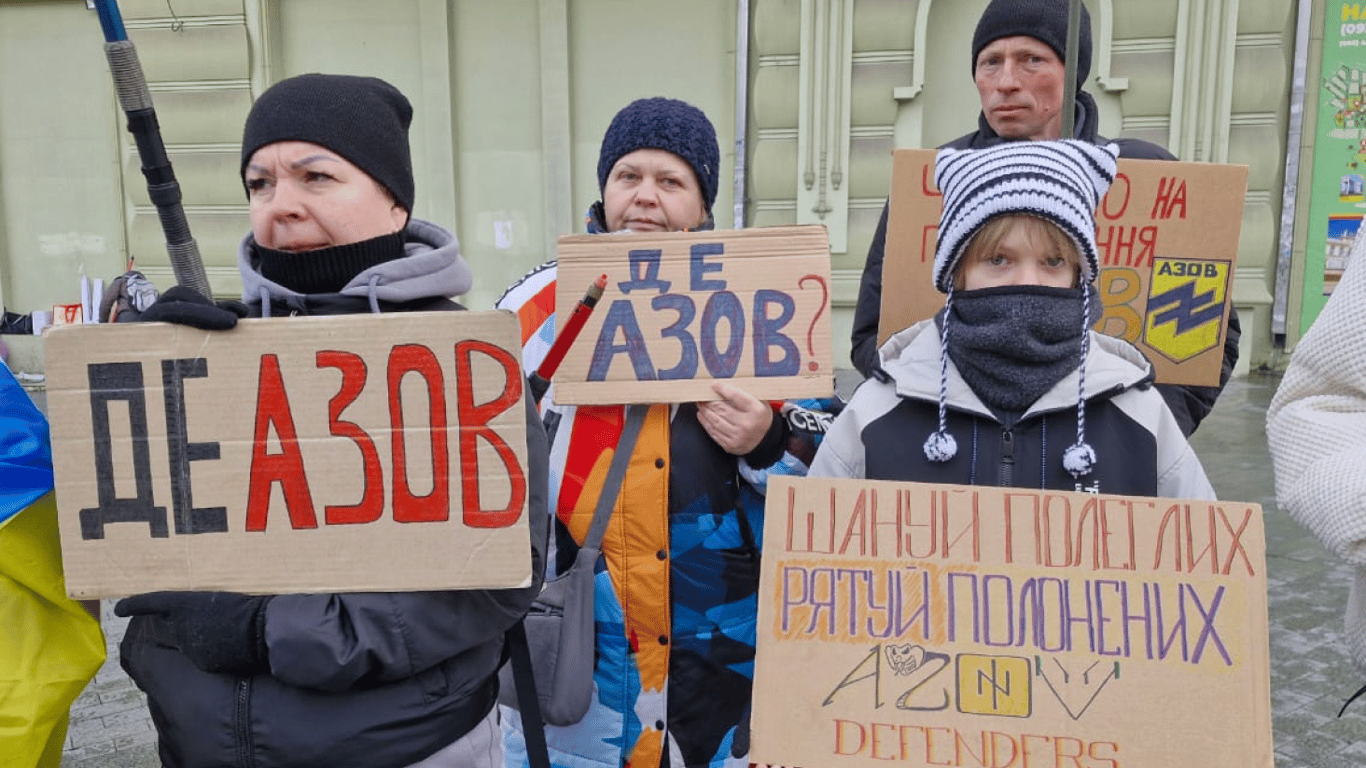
xmin=498 ymin=97 xmax=790 ymax=768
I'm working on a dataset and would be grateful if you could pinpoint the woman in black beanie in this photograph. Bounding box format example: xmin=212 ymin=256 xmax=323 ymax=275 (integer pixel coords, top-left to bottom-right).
xmin=115 ymin=73 xmax=549 ymax=768
xmin=498 ymin=97 xmax=790 ymax=768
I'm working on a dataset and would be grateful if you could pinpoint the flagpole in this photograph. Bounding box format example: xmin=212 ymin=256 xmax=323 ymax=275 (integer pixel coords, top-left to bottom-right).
xmin=1061 ymin=0 xmax=1082 ymax=138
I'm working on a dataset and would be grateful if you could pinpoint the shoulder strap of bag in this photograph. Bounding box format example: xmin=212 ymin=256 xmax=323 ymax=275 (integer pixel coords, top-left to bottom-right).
xmin=509 ymin=403 xmax=649 ymax=768
xmin=507 ymin=622 xmax=551 ymax=768
xmin=582 ymin=404 xmax=649 ymax=550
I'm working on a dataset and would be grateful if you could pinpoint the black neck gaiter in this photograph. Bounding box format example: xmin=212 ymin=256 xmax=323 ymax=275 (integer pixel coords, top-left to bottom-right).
xmin=940 ymin=285 xmax=1094 ymax=414
xmin=254 ymin=231 xmax=405 ymax=295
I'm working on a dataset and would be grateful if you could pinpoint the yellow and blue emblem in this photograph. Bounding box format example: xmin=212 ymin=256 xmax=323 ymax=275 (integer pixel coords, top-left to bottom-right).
xmin=1142 ymin=257 xmax=1231 ymax=363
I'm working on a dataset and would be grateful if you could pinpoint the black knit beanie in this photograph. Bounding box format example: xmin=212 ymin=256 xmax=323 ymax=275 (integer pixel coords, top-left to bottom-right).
xmin=240 ymin=73 xmax=415 ymax=214
xmin=971 ymin=0 xmax=1092 ymax=87
xmin=596 ymin=97 xmax=721 ymax=213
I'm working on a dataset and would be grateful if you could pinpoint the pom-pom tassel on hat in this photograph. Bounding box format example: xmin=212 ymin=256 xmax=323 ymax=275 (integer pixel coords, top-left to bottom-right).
xmin=925 ymin=286 xmax=959 ymax=463
xmin=925 ymin=431 xmax=959 ymax=463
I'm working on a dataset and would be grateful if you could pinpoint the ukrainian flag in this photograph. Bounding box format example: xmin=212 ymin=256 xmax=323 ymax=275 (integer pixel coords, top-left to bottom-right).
xmin=0 ymin=365 xmax=105 ymax=768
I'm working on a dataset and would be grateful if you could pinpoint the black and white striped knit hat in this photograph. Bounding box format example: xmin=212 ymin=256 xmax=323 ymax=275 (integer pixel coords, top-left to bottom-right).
xmin=933 ymin=140 xmax=1118 ymax=292
xmin=923 ymin=140 xmax=1119 ymax=479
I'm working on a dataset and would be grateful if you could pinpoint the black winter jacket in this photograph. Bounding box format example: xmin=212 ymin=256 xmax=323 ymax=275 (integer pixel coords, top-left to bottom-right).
xmin=849 ymin=92 xmax=1241 ymax=436
xmin=120 ymin=220 xmax=550 ymax=768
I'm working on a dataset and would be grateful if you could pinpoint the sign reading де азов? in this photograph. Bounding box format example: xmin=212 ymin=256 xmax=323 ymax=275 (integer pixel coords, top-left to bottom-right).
xmin=552 ymin=225 xmax=834 ymax=405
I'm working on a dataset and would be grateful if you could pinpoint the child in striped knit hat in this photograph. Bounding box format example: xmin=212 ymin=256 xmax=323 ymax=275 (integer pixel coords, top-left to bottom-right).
xmin=810 ymin=139 xmax=1214 ymax=499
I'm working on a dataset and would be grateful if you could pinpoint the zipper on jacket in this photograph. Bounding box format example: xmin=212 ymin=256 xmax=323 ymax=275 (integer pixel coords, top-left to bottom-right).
xmin=998 ymin=428 xmax=1015 ymax=487
xmin=235 ymin=677 xmax=254 ymax=768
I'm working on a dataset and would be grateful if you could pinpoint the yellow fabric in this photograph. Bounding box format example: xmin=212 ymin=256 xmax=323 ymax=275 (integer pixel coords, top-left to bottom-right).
xmin=608 ymin=404 xmax=671 ymax=691
xmin=627 ymin=727 xmax=664 ymax=768
xmin=0 ymin=493 xmax=106 ymax=768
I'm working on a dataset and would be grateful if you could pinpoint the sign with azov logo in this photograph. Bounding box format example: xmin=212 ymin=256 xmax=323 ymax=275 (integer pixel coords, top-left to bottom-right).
xmin=1144 ymin=258 xmax=1232 ymax=363
xmin=881 ymin=154 xmax=1248 ymax=387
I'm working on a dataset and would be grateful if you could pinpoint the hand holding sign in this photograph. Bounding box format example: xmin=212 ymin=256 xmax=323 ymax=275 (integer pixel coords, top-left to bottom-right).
xmin=697 ymin=381 xmax=774 ymax=455
xmin=115 ymin=591 xmax=270 ymax=675
xmin=140 ymin=285 xmax=249 ymax=330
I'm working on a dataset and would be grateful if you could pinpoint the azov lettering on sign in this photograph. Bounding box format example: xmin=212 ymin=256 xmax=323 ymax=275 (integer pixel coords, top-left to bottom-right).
xmin=77 ymin=341 xmax=525 ymax=540
xmin=587 ymin=244 xmax=827 ymax=381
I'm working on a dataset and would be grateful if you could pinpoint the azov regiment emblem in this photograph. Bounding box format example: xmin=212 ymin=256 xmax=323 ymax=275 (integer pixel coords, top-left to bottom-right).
xmin=1142 ymin=257 xmax=1230 ymax=363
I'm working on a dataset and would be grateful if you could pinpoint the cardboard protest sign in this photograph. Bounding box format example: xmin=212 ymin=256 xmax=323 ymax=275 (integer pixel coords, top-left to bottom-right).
xmin=751 ymin=476 xmax=1272 ymax=768
xmin=881 ymin=150 xmax=1248 ymax=387
xmin=44 ymin=311 xmax=533 ymax=598
xmin=553 ymin=225 xmax=833 ymax=404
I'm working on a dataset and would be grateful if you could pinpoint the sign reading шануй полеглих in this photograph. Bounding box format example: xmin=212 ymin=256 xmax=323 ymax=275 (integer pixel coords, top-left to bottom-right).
xmin=751 ymin=477 xmax=1273 ymax=768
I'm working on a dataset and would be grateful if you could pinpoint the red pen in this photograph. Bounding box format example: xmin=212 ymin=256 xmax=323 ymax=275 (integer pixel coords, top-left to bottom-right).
xmin=528 ymin=273 xmax=608 ymax=404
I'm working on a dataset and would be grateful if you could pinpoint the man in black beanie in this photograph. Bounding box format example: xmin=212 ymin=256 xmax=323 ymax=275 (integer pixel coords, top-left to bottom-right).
xmin=115 ymin=73 xmax=549 ymax=768
xmin=849 ymin=0 xmax=1240 ymax=437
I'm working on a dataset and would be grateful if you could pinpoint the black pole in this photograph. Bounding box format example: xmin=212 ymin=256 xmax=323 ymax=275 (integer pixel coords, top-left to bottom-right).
xmin=93 ymin=0 xmax=212 ymax=299
xmin=1061 ymin=0 xmax=1082 ymax=138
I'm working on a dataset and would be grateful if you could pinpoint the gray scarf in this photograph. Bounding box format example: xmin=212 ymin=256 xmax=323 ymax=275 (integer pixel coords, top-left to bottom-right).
xmin=940 ymin=285 xmax=1096 ymax=416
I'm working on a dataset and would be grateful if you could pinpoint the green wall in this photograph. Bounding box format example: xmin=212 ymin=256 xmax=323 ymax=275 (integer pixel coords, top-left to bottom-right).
xmin=0 ymin=0 xmax=1303 ymax=374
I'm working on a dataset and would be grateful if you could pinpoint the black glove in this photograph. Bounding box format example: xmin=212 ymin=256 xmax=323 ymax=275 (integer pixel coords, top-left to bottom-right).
xmin=115 ymin=591 xmax=271 ymax=676
xmin=139 ymin=286 xmax=249 ymax=331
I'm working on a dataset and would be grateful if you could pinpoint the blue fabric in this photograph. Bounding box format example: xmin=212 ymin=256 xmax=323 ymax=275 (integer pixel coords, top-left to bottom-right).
xmin=0 ymin=366 xmax=54 ymax=526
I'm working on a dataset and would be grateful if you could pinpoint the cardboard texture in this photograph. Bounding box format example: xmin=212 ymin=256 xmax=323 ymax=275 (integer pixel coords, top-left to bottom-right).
xmin=881 ymin=151 xmax=1248 ymax=387
xmin=751 ymin=476 xmax=1273 ymax=768
xmin=43 ymin=311 xmax=533 ymax=598
xmin=553 ymin=225 xmax=834 ymax=404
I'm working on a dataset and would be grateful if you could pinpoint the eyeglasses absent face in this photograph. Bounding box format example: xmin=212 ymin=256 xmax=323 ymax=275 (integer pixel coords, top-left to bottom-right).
xmin=956 ymin=215 xmax=1081 ymax=290
xmin=602 ymin=149 xmax=708 ymax=233
xmin=975 ymin=35 xmax=1068 ymax=141
xmin=244 ymin=141 xmax=406 ymax=252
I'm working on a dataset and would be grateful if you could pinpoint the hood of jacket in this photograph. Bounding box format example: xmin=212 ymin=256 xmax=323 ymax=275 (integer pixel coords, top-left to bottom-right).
xmin=238 ymin=218 xmax=472 ymax=310
xmin=877 ymin=317 xmax=1156 ymax=422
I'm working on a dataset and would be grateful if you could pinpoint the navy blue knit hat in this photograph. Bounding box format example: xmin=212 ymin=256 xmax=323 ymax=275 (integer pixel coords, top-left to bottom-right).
xmin=971 ymin=0 xmax=1092 ymax=88
xmin=596 ymin=97 xmax=720 ymax=213
xmin=241 ymin=73 xmax=415 ymax=214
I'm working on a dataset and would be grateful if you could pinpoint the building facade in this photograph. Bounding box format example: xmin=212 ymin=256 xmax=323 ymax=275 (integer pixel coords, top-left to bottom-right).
xmin=0 ymin=0 xmax=1309 ymax=375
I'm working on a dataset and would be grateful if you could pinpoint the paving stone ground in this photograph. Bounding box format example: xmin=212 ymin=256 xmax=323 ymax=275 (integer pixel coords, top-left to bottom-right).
xmin=53 ymin=373 xmax=1365 ymax=767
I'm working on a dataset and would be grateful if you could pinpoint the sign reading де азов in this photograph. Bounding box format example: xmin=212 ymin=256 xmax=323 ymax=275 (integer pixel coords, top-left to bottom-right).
xmin=44 ymin=311 xmax=532 ymax=598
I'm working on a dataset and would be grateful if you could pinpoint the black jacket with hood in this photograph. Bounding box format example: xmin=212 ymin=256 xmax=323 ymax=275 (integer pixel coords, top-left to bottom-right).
xmin=119 ymin=218 xmax=550 ymax=768
xmin=849 ymin=92 xmax=1241 ymax=436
